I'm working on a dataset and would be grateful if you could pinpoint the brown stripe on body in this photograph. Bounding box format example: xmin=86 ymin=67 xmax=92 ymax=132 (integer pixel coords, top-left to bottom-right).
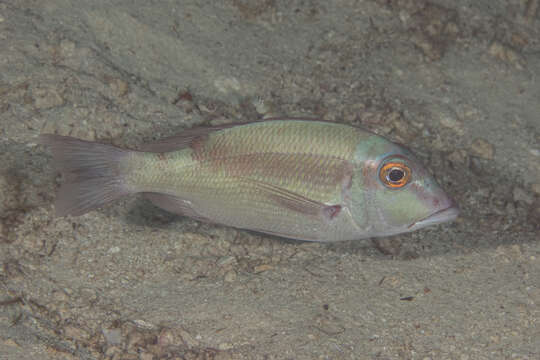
xmin=180 ymin=121 xmax=363 ymax=207
xmin=190 ymin=122 xmax=359 ymax=182
xmin=201 ymin=153 xmax=352 ymax=194
xmin=190 ymin=135 xmax=209 ymax=162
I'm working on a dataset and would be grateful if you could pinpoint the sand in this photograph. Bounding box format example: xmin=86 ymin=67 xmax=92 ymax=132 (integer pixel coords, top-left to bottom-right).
xmin=0 ymin=1 xmax=539 ymax=359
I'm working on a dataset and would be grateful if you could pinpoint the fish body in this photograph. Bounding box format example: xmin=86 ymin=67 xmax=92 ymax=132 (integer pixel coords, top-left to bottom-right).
xmin=40 ymin=119 xmax=458 ymax=241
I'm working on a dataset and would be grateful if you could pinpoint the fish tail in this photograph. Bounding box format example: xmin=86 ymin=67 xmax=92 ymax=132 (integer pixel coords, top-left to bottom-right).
xmin=39 ymin=134 xmax=134 ymax=217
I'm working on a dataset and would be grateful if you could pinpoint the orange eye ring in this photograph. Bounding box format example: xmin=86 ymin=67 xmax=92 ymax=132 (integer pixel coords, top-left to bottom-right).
xmin=379 ymin=162 xmax=411 ymax=188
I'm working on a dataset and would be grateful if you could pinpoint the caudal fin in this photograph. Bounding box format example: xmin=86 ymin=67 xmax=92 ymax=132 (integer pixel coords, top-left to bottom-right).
xmin=39 ymin=134 xmax=134 ymax=217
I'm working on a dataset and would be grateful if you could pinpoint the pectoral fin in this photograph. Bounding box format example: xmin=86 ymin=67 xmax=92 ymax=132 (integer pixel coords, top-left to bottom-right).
xmin=245 ymin=179 xmax=342 ymax=221
xmin=143 ymin=193 xmax=210 ymax=223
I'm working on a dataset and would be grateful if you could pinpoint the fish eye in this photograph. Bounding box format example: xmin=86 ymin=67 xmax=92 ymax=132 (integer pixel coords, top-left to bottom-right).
xmin=379 ymin=162 xmax=411 ymax=188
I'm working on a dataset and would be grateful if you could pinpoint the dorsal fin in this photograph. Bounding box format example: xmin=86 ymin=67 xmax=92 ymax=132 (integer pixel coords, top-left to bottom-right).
xmin=139 ymin=118 xmax=323 ymax=153
xmin=139 ymin=124 xmax=237 ymax=153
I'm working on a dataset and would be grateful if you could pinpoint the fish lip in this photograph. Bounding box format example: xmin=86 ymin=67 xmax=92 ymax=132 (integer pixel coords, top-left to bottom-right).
xmin=408 ymin=206 xmax=460 ymax=229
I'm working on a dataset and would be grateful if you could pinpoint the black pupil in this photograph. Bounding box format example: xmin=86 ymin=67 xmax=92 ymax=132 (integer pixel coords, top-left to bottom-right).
xmin=388 ymin=168 xmax=404 ymax=182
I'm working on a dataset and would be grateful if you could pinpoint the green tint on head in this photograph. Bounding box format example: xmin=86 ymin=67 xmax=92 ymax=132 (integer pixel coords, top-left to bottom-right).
xmin=374 ymin=180 xmax=431 ymax=226
xmin=349 ymin=134 xmax=457 ymax=237
xmin=352 ymin=135 xmax=391 ymax=161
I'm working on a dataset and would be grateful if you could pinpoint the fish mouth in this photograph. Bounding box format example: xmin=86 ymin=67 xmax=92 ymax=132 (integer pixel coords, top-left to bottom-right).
xmin=408 ymin=206 xmax=459 ymax=229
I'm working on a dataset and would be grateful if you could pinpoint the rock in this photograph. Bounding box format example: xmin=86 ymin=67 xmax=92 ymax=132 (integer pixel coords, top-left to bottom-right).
xmin=126 ymin=329 xmax=145 ymax=349
xmin=213 ymin=76 xmax=241 ymax=94
xmin=253 ymin=264 xmax=273 ymax=273
xmin=0 ymin=174 xmax=17 ymax=212
xmin=177 ymin=328 xmax=199 ymax=348
xmin=157 ymin=328 xmax=177 ymax=347
xmin=447 ymin=149 xmax=469 ymax=167
xmin=218 ymin=342 xmax=233 ymax=350
xmin=32 ymin=86 xmax=65 ymax=109
xmin=224 ymin=270 xmax=237 ymax=283
xmin=391 ymin=116 xmax=418 ymax=142
xmin=439 ymin=112 xmax=464 ymax=136
xmin=106 ymin=77 xmax=129 ymax=98
xmin=528 ymin=200 xmax=540 ymax=229
xmin=470 ymin=138 xmax=495 ymax=160
xmin=104 ymin=346 xmax=121 ymax=357
xmin=103 ymin=328 xmax=123 ymax=345
xmin=488 ymin=41 xmax=525 ymax=70
xmin=3 ymin=339 xmax=20 ymax=347
xmin=513 ymin=187 xmax=534 ymax=205
xmin=372 ymin=237 xmax=402 ymax=256
xmin=132 ymin=319 xmax=155 ymax=330
xmin=59 ymin=39 xmax=76 ymax=58
xmin=139 ymin=352 xmax=154 ymax=360
xmin=64 ymin=325 xmax=89 ymax=341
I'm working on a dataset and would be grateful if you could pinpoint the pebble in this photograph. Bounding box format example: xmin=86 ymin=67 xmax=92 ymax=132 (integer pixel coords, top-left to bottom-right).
xmin=313 ymin=314 xmax=345 ymax=335
xmin=217 ymin=256 xmax=237 ymax=267
xmin=107 ymin=77 xmax=129 ymax=98
xmin=253 ymin=264 xmax=273 ymax=273
xmin=51 ymin=289 xmax=70 ymax=302
xmin=41 ymin=117 xmax=97 ymax=141
xmin=388 ymin=112 xmax=417 ymax=142
xmin=218 ymin=342 xmax=233 ymax=350
xmin=157 ymin=328 xmax=177 ymax=347
xmin=513 ymin=187 xmax=534 ymax=205
xmin=532 ymin=183 xmax=540 ymax=195
xmin=133 ymin=319 xmax=155 ymax=330
xmin=372 ymin=237 xmax=402 ymax=256
xmin=214 ymin=76 xmax=241 ymax=94
xmin=108 ymin=246 xmax=121 ymax=254
xmin=3 ymin=339 xmax=20 ymax=347
xmin=447 ymin=149 xmax=469 ymax=167
xmin=439 ymin=113 xmax=464 ymax=136
xmin=488 ymin=41 xmax=525 ymax=70
xmin=104 ymin=346 xmax=121 ymax=357
xmin=139 ymin=352 xmax=154 ymax=360
xmin=32 ymin=86 xmax=65 ymax=109
xmin=64 ymin=325 xmax=89 ymax=341
xmin=177 ymin=328 xmax=199 ymax=348
xmin=59 ymin=39 xmax=76 ymax=58
xmin=470 ymin=138 xmax=495 ymax=160
xmin=0 ymin=174 xmax=16 ymax=212
xmin=126 ymin=330 xmax=145 ymax=349
xmin=102 ymin=328 xmax=123 ymax=345
xmin=379 ymin=275 xmax=401 ymax=288
xmin=528 ymin=200 xmax=540 ymax=227
xmin=224 ymin=270 xmax=237 ymax=282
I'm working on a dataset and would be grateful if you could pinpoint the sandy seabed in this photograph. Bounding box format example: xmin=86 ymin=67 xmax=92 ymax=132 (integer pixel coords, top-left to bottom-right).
xmin=0 ymin=1 xmax=539 ymax=359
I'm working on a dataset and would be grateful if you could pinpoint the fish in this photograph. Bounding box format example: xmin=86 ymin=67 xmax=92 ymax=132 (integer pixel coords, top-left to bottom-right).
xmin=39 ymin=119 xmax=458 ymax=241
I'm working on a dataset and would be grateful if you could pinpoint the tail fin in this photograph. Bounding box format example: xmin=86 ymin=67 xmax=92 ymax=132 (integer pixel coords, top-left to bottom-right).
xmin=39 ymin=134 xmax=134 ymax=217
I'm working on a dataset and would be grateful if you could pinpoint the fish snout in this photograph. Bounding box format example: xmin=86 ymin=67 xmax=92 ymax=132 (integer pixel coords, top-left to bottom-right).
xmin=409 ymin=185 xmax=459 ymax=230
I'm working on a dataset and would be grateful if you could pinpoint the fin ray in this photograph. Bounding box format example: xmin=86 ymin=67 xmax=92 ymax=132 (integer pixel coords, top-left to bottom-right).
xmin=143 ymin=193 xmax=209 ymax=222
xmin=244 ymin=179 xmax=341 ymax=220
xmin=39 ymin=134 xmax=133 ymax=217
xmin=139 ymin=124 xmax=237 ymax=153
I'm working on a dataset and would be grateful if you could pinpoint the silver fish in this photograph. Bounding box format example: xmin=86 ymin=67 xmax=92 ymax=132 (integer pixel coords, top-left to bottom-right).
xmin=40 ymin=119 xmax=458 ymax=241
